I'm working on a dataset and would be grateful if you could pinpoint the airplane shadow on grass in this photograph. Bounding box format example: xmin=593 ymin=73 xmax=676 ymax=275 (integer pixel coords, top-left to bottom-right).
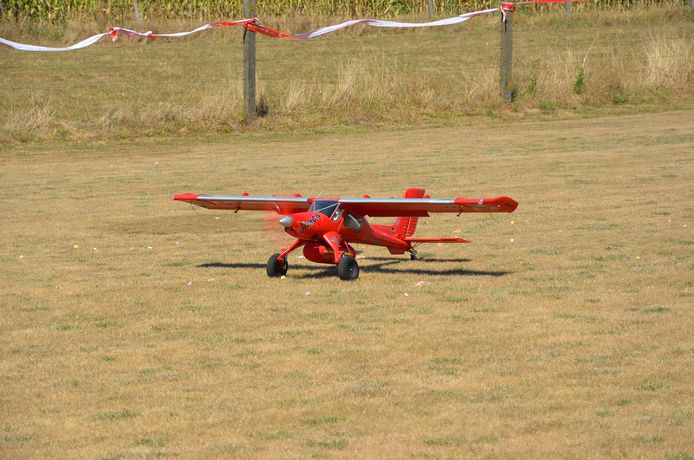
xmin=199 ymin=257 xmax=510 ymax=279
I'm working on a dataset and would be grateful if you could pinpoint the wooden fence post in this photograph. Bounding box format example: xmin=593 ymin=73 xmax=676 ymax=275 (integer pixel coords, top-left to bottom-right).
xmin=132 ymin=0 xmax=142 ymax=24
xmin=499 ymin=5 xmax=514 ymax=102
xmin=243 ymin=0 xmax=257 ymax=122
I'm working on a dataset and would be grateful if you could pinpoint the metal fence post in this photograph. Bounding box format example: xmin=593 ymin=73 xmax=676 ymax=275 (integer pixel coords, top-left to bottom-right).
xmin=565 ymin=1 xmax=572 ymax=16
xmin=427 ymin=0 xmax=434 ymax=17
xmin=243 ymin=0 xmax=256 ymax=122
xmin=499 ymin=5 xmax=514 ymax=102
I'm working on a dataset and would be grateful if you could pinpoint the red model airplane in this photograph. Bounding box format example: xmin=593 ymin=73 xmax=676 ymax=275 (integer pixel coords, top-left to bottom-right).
xmin=172 ymin=188 xmax=518 ymax=280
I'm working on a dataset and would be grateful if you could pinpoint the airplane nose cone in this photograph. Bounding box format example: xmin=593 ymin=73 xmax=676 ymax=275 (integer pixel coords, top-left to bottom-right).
xmin=279 ymin=216 xmax=294 ymax=228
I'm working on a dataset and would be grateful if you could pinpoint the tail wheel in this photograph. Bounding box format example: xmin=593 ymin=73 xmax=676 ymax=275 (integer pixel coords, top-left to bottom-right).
xmin=337 ymin=255 xmax=359 ymax=280
xmin=267 ymin=253 xmax=288 ymax=277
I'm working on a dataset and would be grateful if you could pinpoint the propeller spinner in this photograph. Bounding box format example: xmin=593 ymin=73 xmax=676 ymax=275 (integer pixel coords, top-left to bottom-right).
xmin=279 ymin=215 xmax=294 ymax=228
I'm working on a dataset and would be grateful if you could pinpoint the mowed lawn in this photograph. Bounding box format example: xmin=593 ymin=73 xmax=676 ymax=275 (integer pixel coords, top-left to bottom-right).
xmin=1 ymin=110 xmax=693 ymax=458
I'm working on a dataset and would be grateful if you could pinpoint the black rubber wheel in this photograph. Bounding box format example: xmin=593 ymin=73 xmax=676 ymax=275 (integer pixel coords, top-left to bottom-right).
xmin=410 ymin=251 xmax=418 ymax=261
xmin=266 ymin=253 xmax=288 ymax=277
xmin=337 ymin=255 xmax=359 ymax=280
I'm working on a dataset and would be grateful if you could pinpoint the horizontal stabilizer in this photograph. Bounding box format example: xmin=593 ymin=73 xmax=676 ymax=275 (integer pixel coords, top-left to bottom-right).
xmin=405 ymin=237 xmax=470 ymax=244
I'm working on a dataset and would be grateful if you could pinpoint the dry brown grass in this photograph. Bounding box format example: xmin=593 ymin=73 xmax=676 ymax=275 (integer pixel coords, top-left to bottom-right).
xmin=5 ymin=94 xmax=57 ymax=131
xmin=0 ymin=6 xmax=692 ymax=143
xmin=642 ymin=32 xmax=693 ymax=88
xmin=1 ymin=108 xmax=693 ymax=458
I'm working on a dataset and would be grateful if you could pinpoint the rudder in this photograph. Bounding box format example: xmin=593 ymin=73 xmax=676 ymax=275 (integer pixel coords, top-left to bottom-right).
xmin=394 ymin=188 xmax=426 ymax=238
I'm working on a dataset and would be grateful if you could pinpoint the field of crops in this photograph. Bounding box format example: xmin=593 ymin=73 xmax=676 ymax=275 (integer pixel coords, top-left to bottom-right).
xmin=0 ymin=0 xmax=689 ymax=21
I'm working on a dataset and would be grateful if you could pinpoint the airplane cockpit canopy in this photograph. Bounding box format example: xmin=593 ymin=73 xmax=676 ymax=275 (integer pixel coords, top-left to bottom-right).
xmin=309 ymin=199 xmax=339 ymax=217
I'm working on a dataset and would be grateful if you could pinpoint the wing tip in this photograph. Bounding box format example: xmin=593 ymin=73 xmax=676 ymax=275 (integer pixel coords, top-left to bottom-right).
xmin=454 ymin=196 xmax=518 ymax=212
xmin=171 ymin=193 xmax=200 ymax=202
xmin=499 ymin=196 xmax=519 ymax=212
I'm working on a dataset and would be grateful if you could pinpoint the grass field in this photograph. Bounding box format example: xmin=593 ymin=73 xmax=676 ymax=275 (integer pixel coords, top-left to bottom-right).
xmin=1 ymin=108 xmax=693 ymax=458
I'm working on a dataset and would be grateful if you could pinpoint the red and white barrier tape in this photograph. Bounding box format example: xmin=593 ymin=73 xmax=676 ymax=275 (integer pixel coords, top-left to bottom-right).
xmin=292 ymin=8 xmax=499 ymax=40
xmin=0 ymin=8 xmax=503 ymax=51
xmin=111 ymin=19 xmax=254 ymax=40
xmin=0 ymin=32 xmax=110 ymax=52
xmin=0 ymin=0 xmax=586 ymax=52
xmin=0 ymin=19 xmax=254 ymax=52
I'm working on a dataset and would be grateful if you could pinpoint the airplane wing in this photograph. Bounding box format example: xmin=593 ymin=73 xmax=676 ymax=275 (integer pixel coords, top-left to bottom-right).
xmin=338 ymin=196 xmax=518 ymax=217
xmin=171 ymin=193 xmax=311 ymax=214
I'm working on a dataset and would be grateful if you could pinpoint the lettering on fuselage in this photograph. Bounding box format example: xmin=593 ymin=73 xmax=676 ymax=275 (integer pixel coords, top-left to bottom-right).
xmin=299 ymin=213 xmax=321 ymax=233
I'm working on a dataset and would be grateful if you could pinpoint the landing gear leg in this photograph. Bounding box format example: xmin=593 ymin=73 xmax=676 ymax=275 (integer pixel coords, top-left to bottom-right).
xmin=267 ymin=240 xmax=305 ymax=278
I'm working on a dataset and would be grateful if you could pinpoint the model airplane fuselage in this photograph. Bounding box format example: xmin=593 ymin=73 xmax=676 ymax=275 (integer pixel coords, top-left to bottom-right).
xmin=172 ymin=188 xmax=518 ymax=280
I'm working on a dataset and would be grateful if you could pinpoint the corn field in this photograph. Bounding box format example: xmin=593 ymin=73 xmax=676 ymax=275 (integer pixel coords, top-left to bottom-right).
xmin=0 ymin=0 xmax=688 ymax=22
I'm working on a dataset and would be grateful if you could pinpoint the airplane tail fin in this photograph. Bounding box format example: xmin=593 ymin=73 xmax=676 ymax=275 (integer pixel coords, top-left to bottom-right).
xmin=394 ymin=188 xmax=426 ymax=238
